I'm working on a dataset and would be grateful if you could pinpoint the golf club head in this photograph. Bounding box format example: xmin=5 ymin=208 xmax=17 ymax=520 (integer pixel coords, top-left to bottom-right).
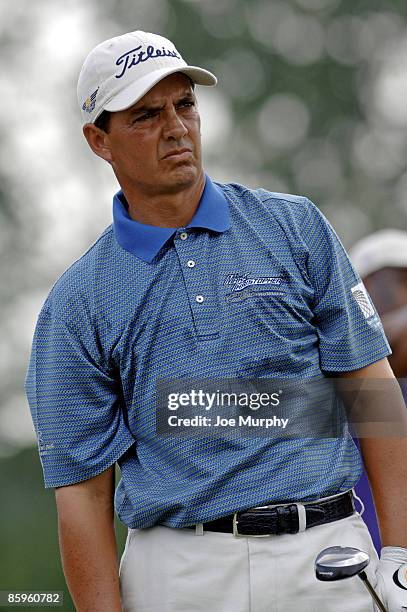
xmin=315 ymin=546 xmax=370 ymax=582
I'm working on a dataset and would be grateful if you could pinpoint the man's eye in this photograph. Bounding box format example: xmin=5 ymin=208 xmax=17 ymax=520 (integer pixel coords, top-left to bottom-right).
xmin=179 ymin=100 xmax=195 ymax=108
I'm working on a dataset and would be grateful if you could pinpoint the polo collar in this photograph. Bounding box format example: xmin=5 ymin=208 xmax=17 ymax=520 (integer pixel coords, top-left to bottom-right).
xmin=113 ymin=175 xmax=230 ymax=263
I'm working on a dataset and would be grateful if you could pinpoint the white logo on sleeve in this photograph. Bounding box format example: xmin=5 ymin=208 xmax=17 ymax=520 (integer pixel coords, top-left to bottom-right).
xmin=351 ymin=282 xmax=375 ymax=319
xmin=37 ymin=429 xmax=55 ymax=455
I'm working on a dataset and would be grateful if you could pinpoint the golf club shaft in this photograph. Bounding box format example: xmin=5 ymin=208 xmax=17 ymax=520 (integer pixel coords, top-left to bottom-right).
xmin=358 ymin=572 xmax=388 ymax=612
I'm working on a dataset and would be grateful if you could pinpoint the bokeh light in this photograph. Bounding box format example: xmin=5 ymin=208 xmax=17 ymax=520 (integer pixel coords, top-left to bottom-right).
xmin=258 ymin=93 xmax=310 ymax=150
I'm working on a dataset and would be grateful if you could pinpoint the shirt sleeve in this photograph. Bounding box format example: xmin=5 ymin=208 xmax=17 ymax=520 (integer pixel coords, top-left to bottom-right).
xmin=25 ymin=303 xmax=135 ymax=488
xmin=302 ymin=199 xmax=391 ymax=372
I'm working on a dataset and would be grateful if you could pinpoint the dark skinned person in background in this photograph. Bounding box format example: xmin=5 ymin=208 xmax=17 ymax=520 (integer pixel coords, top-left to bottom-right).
xmin=350 ymin=229 xmax=407 ymax=554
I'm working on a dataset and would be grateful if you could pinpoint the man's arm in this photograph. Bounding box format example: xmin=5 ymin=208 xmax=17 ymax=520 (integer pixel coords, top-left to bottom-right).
xmin=55 ymin=466 xmax=122 ymax=612
xmin=341 ymin=358 xmax=407 ymax=547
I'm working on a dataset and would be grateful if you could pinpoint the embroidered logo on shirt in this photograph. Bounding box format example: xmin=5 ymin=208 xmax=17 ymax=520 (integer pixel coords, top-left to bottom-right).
xmin=351 ymin=282 xmax=375 ymax=319
xmin=224 ymin=273 xmax=287 ymax=303
xmin=37 ymin=429 xmax=55 ymax=455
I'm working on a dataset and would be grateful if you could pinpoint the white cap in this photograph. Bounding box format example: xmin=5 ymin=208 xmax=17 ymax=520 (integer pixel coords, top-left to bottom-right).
xmin=77 ymin=30 xmax=217 ymax=125
xmin=350 ymin=230 xmax=407 ymax=277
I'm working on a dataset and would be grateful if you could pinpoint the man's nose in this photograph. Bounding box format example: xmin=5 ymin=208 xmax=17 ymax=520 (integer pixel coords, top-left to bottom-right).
xmin=162 ymin=108 xmax=188 ymax=139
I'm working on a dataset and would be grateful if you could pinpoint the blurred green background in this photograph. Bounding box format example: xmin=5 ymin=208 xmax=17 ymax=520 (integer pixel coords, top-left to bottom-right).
xmin=1 ymin=0 xmax=407 ymax=609
xmin=0 ymin=450 xmax=126 ymax=610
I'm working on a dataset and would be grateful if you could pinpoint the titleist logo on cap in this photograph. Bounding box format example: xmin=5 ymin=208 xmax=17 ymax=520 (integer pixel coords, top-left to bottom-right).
xmin=115 ymin=45 xmax=182 ymax=79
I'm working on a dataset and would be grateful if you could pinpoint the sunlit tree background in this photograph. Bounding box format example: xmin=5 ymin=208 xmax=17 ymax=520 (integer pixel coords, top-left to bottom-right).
xmin=1 ymin=0 xmax=407 ymax=609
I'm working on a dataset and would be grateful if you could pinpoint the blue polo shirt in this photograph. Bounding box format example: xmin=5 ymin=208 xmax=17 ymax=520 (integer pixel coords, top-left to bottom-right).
xmin=25 ymin=175 xmax=391 ymax=528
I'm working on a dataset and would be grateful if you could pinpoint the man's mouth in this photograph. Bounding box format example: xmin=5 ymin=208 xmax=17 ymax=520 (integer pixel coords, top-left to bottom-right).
xmin=162 ymin=148 xmax=192 ymax=160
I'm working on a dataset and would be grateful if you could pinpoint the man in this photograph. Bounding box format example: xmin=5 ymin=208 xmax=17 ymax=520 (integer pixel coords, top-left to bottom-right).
xmin=25 ymin=30 xmax=407 ymax=612
xmin=351 ymin=231 xmax=407 ymax=555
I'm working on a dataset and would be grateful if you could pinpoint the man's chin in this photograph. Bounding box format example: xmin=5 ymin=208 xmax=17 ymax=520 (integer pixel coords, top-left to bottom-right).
xmin=162 ymin=165 xmax=202 ymax=191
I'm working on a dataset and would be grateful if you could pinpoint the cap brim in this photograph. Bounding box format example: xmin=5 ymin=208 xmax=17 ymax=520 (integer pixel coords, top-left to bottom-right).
xmin=103 ymin=66 xmax=217 ymax=116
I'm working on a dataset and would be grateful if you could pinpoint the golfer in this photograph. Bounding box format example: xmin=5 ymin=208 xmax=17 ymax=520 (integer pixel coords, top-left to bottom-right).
xmin=25 ymin=30 xmax=407 ymax=611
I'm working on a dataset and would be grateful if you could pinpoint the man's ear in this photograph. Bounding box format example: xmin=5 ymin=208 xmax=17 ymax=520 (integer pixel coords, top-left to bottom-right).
xmin=82 ymin=123 xmax=113 ymax=163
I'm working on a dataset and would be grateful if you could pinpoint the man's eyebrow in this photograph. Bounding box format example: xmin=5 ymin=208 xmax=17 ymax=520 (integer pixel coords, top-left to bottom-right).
xmin=178 ymin=91 xmax=195 ymax=98
xmin=129 ymin=103 xmax=165 ymax=115
xmin=129 ymin=92 xmax=195 ymax=115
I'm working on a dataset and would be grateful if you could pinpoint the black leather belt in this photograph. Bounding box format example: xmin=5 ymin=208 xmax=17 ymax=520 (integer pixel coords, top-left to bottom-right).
xmin=186 ymin=491 xmax=355 ymax=536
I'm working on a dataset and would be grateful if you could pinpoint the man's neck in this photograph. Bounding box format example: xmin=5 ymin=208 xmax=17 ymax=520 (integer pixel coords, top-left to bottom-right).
xmin=122 ymin=173 xmax=206 ymax=228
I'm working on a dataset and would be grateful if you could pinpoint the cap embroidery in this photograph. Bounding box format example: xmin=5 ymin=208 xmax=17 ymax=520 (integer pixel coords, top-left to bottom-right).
xmin=115 ymin=45 xmax=181 ymax=79
xmin=82 ymin=87 xmax=99 ymax=113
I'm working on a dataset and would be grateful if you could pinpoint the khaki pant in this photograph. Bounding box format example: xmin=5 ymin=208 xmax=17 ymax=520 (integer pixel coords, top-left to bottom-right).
xmin=120 ymin=511 xmax=379 ymax=611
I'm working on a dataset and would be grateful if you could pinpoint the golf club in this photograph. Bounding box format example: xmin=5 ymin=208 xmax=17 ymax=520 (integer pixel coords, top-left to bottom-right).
xmin=315 ymin=546 xmax=388 ymax=612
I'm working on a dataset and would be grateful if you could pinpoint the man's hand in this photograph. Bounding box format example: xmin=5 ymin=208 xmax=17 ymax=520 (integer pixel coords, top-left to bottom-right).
xmin=377 ymin=547 xmax=407 ymax=611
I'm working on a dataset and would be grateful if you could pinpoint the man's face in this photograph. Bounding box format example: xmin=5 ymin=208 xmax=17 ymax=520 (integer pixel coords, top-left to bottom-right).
xmin=101 ymin=73 xmax=202 ymax=196
xmin=364 ymin=268 xmax=407 ymax=314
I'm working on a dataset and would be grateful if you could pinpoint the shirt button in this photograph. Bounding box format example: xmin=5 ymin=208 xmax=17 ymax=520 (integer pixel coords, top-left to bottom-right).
xmin=196 ymin=295 xmax=204 ymax=303
xmin=187 ymin=260 xmax=196 ymax=268
xmin=180 ymin=232 xmax=188 ymax=240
